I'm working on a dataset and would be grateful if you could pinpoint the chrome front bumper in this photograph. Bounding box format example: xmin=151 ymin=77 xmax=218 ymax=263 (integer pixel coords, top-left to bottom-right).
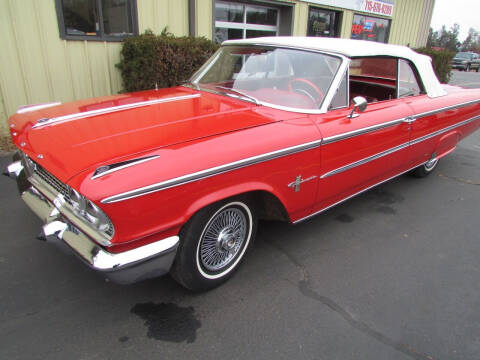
xmin=6 ymin=160 xmax=179 ymax=284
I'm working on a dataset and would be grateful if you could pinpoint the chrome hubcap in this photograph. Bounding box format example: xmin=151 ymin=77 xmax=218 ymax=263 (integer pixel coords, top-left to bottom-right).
xmin=200 ymin=207 xmax=247 ymax=272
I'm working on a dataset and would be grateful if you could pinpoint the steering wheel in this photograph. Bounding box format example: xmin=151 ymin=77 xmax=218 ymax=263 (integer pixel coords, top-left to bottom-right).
xmin=288 ymin=78 xmax=324 ymax=106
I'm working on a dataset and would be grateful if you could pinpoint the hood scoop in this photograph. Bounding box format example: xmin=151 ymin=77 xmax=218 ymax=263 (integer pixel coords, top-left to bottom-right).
xmin=92 ymin=155 xmax=160 ymax=179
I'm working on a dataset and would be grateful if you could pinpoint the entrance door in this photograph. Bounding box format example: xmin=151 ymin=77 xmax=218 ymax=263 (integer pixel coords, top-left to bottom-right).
xmin=307 ymin=7 xmax=341 ymax=38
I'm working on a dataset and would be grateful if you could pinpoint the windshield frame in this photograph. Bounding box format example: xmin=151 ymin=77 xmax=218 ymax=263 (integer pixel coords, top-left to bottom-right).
xmin=187 ymin=44 xmax=349 ymax=114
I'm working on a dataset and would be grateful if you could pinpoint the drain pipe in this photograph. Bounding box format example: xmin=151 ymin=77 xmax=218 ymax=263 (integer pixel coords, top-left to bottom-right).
xmin=188 ymin=0 xmax=196 ymax=37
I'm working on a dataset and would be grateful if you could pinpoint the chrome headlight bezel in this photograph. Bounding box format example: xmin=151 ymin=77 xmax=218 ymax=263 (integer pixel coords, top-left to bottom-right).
xmin=66 ymin=186 xmax=114 ymax=237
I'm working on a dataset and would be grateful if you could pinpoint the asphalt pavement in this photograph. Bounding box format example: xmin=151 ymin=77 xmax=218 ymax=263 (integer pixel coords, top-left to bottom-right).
xmin=1 ymin=70 xmax=479 ymax=360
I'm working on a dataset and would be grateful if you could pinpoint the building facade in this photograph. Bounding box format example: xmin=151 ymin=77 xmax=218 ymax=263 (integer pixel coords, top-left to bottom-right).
xmin=0 ymin=0 xmax=435 ymax=136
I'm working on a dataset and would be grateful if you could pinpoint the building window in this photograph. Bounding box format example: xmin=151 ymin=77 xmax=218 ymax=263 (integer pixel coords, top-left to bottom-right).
xmin=215 ymin=1 xmax=279 ymax=43
xmin=55 ymin=0 xmax=138 ymax=41
xmin=351 ymin=14 xmax=390 ymax=43
xmin=307 ymin=7 xmax=342 ymax=38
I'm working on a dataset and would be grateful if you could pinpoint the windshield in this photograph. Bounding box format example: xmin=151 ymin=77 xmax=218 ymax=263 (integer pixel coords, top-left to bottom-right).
xmin=190 ymin=46 xmax=342 ymax=110
xmin=456 ymin=52 xmax=471 ymax=59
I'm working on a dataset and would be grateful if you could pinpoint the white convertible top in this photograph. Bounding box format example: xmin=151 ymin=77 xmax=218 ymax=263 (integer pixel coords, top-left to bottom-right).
xmin=223 ymin=37 xmax=447 ymax=98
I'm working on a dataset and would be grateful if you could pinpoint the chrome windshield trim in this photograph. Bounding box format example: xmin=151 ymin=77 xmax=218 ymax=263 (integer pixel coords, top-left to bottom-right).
xmin=320 ymin=56 xmax=350 ymax=113
xmin=189 ymin=44 xmax=348 ymax=115
xmin=101 ymin=139 xmax=322 ymax=204
xmin=294 ymin=161 xmax=429 ymax=224
xmin=412 ymin=99 xmax=480 ymax=119
xmin=322 ymin=117 xmax=407 ymax=145
xmin=92 ymin=155 xmax=160 ymax=180
xmin=320 ymin=141 xmax=410 ymax=179
xmin=32 ymin=94 xmax=201 ymax=129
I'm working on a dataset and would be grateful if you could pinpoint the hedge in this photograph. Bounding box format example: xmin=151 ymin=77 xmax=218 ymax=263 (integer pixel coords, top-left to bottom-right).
xmin=415 ymin=47 xmax=455 ymax=83
xmin=117 ymin=29 xmax=219 ymax=92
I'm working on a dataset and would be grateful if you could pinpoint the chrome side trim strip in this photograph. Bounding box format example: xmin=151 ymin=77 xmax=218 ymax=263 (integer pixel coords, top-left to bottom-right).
xmin=101 ymin=111 xmax=479 ymax=204
xmin=92 ymin=155 xmax=160 ymax=180
xmin=101 ymin=139 xmax=322 ymax=203
xmin=412 ymin=99 xmax=480 ymax=119
xmin=294 ymin=161 xmax=428 ymax=224
xmin=32 ymin=94 xmax=201 ymax=129
xmin=320 ymin=141 xmax=410 ymax=179
xmin=322 ymin=99 xmax=480 ymax=145
xmin=322 ymin=117 xmax=407 ymax=145
xmin=17 ymin=102 xmax=61 ymax=114
xmin=410 ymin=114 xmax=480 ymax=145
xmin=321 ymin=114 xmax=480 ymax=178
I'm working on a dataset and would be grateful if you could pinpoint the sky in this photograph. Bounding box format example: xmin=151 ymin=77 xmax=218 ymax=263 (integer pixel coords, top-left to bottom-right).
xmin=430 ymin=0 xmax=479 ymax=42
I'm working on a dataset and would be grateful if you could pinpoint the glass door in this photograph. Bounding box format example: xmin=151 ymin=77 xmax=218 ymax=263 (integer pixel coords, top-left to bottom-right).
xmin=307 ymin=7 xmax=341 ymax=38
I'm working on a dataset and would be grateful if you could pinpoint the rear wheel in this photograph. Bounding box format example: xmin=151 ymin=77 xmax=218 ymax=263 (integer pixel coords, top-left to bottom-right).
xmin=171 ymin=196 xmax=257 ymax=291
xmin=410 ymin=158 xmax=439 ymax=178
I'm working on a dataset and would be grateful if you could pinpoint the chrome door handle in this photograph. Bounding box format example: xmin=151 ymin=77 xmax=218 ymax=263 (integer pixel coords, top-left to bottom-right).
xmin=403 ymin=116 xmax=416 ymax=124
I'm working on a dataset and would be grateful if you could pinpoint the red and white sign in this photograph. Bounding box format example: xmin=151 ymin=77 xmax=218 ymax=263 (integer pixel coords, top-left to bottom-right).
xmin=363 ymin=0 xmax=394 ymax=16
xmin=304 ymin=0 xmax=395 ymax=17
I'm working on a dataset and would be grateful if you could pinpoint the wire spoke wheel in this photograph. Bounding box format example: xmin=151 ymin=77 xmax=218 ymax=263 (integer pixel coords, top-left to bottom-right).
xmin=172 ymin=198 xmax=256 ymax=290
xmin=199 ymin=207 xmax=247 ymax=272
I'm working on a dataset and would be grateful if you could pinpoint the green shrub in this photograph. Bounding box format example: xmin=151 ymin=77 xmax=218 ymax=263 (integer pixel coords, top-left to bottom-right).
xmin=415 ymin=47 xmax=455 ymax=83
xmin=117 ymin=29 xmax=219 ymax=92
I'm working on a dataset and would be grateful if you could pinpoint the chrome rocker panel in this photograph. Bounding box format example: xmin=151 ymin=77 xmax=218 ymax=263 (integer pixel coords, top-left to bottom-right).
xmin=7 ymin=162 xmax=179 ymax=284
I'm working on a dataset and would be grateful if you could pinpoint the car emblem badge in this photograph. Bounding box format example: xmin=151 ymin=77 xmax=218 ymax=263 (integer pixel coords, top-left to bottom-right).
xmin=288 ymin=175 xmax=317 ymax=192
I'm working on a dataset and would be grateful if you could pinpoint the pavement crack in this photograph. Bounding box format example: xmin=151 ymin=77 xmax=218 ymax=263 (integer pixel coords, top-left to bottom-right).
xmin=439 ymin=173 xmax=480 ymax=186
xmin=264 ymin=239 xmax=435 ymax=360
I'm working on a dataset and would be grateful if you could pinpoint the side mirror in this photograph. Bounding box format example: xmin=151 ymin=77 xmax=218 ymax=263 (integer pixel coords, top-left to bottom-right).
xmin=347 ymin=96 xmax=367 ymax=118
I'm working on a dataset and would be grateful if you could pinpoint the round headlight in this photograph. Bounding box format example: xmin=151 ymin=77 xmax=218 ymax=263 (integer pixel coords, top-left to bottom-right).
xmin=69 ymin=187 xmax=86 ymax=215
xmin=85 ymin=200 xmax=111 ymax=232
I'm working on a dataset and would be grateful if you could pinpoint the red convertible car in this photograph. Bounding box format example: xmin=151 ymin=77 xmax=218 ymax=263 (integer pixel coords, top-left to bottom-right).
xmin=6 ymin=37 xmax=480 ymax=290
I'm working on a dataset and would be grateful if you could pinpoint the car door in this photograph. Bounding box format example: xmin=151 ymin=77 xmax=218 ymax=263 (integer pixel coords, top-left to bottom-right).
xmin=311 ymin=58 xmax=413 ymax=213
xmin=398 ymin=58 xmax=463 ymax=167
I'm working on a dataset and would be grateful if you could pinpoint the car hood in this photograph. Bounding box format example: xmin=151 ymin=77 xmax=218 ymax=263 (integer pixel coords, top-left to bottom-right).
xmin=9 ymin=87 xmax=288 ymax=182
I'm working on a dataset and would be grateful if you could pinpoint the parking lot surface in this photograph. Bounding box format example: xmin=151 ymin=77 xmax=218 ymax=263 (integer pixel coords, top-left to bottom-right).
xmin=0 ymin=70 xmax=479 ymax=360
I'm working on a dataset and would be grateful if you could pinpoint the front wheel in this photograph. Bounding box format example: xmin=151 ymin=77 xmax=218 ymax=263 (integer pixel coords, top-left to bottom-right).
xmin=171 ymin=196 xmax=257 ymax=291
xmin=410 ymin=158 xmax=439 ymax=178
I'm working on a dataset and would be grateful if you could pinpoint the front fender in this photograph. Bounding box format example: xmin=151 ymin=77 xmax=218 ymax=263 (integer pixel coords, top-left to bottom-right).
xmin=183 ymin=181 xmax=290 ymax=225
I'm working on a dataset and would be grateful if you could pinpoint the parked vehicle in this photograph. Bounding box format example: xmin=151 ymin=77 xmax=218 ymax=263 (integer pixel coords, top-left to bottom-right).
xmin=6 ymin=37 xmax=480 ymax=290
xmin=451 ymin=52 xmax=480 ymax=72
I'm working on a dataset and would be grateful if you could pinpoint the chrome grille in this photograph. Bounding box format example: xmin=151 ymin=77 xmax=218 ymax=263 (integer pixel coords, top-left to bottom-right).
xmin=33 ymin=163 xmax=72 ymax=204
